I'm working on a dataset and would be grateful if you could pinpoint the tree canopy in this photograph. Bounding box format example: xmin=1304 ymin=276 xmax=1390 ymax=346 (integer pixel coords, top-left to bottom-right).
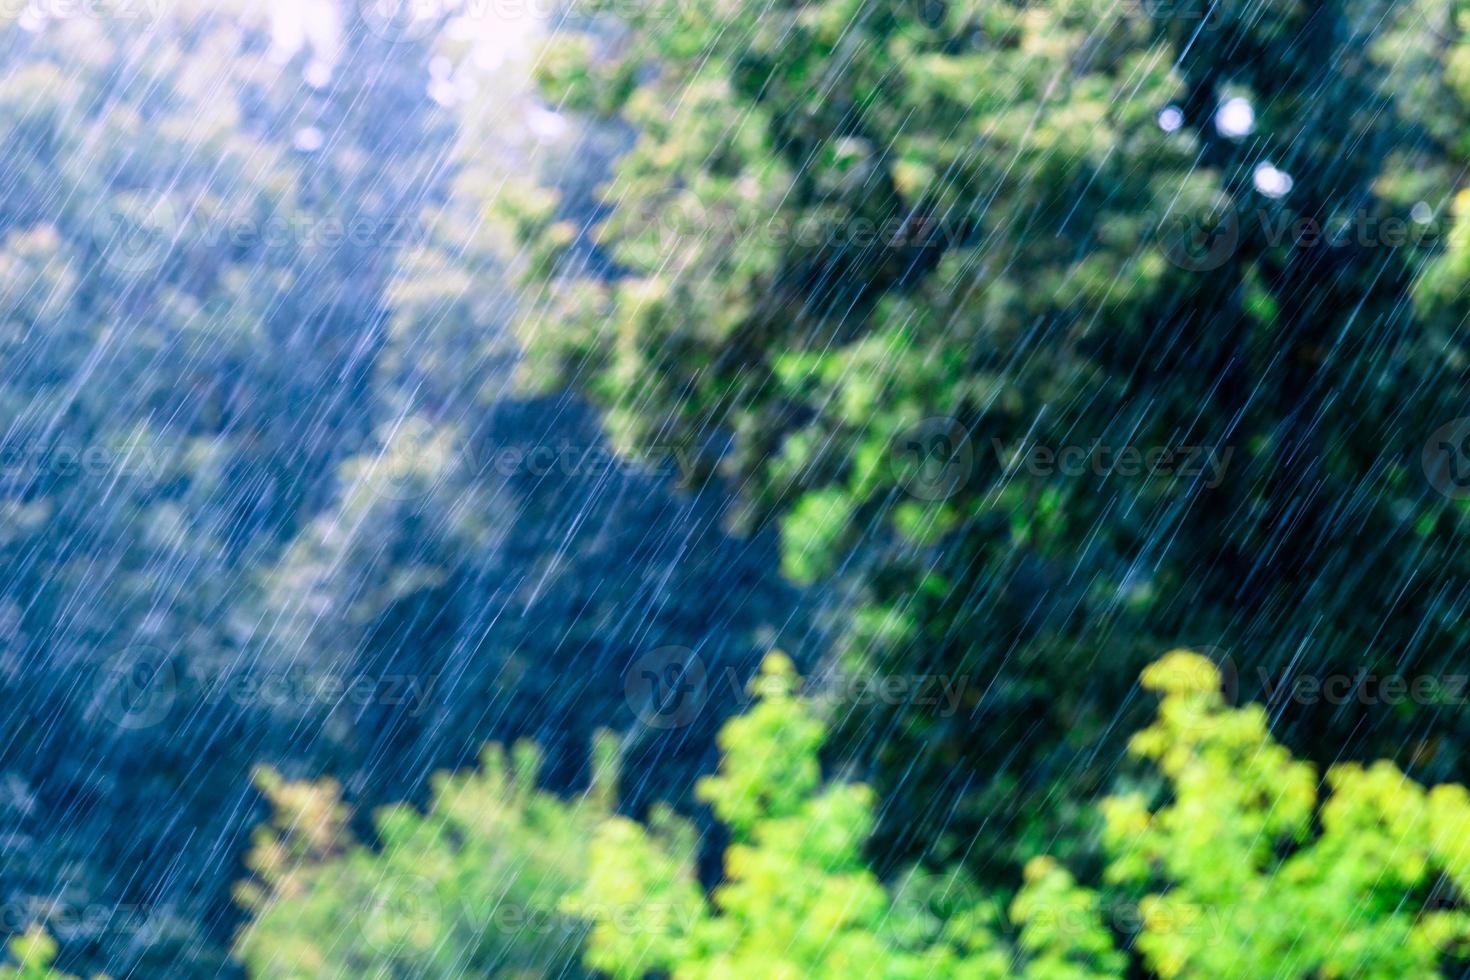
xmin=5 ymin=0 xmax=1470 ymax=974
xmin=511 ymin=0 xmax=1470 ymax=874
xmin=230 ymin=649 xmax=1470 ymax=978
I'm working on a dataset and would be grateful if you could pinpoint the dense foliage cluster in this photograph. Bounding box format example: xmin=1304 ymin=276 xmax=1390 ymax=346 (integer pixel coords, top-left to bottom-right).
xmin=0 ymin=929 xmax=86 ymax=979
xmin=513 ymin=0 xmax=1470 ymax=872
xmin=233 ymin=736 xmax=619 ymax=977
xmin=231 ymin=651 xmax=1470 ymax=977
xmin=0 ymin=2 xmax=796 ymax=974
xmin=5 ymin=0 xmax=1470 ymax=975
xmin=0 ymin=2 xmax=451 ymax=970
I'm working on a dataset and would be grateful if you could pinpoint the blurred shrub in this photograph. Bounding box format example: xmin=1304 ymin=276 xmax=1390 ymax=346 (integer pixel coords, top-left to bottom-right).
xmin=235 ymin=649 xmax=1470 ymax=976
xmin=506 ymin=0 xmax=1470 ymax=885
xmin=0 ymin=929 xmax=90 ymax=979
xmin=231 ymin=737 xmax=617 ymax=978
xmin=575 ymin=650 xmax=1470 ymax=976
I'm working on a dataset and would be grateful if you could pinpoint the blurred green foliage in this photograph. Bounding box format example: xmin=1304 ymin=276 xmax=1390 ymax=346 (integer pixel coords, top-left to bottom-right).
xmin=0 ymin=929 xmax=91 ymax=980
xmin=232 ymin=735 xmax=617 ymax=978
xmin=232 ymin=649 xmax=1470 ymax=977
xmin=0 ymin=3 xmax=796 ymax=973
xmin=510 ymin=0 xmax=1470 ymax=878
xmin=0 ymin=2 xmax=457 ymax=970
xmin=574 ymin=650 xmax=1470 ymax=977
xmin=569 ymin=652 xmax=1118 ymax=978
xmin=1101 ymin=651 xmax=1470 ymax=976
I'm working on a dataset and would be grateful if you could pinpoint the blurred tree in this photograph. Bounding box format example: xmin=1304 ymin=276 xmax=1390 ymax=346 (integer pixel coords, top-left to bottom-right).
xmin=0 ymin=1 xmax=457 ymax=973
xmin=233 ymin=736 xmax=617 ymax=978
xmin=0 ymin=929 xmax=89 ymax=980
xmin=1100 ymin=650 xmax=1470 ymax=976
xmin=0 ymin=5 xmax=803 ymax=972
xmin=509 ymin=0 xmax=1470 ymax=878
xmin=573 ymin=651 xmax=1470 ymax=978
xmin=245 ymin=650 xmax=1470 ymax=977
xmin=571 ymin=652 xmax=1119 ymax=978
xmin=256 ymin=20 xmax=806 ymax=874
xmin=255 ymin=396 xmax=799 ymax=818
